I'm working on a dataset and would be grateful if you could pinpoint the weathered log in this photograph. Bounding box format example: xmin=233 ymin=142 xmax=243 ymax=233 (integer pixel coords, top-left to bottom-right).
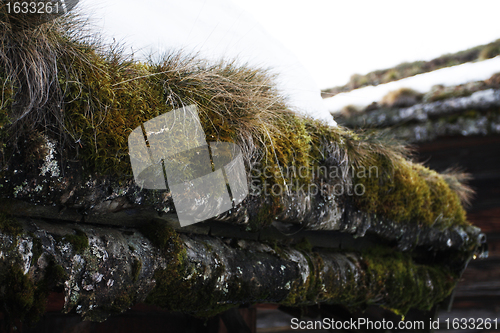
xmin=0 ymin=217 xmax=464 ymax=322
xmin=0 ymin=4 xmax=486 ymax=327
xmin=337 ymin=89 xmax=500 ymax=143
xmin=337 ymin=79 xmax=500 ymax=324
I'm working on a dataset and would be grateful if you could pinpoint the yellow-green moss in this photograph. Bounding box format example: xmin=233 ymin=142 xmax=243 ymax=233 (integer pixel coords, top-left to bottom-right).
xmin=141 ymin=224 xmax=235 ymax=317
xmin=47 ymin=263 xmax=68 ymax=284
xmin=0 ymin=265 xmax=48 ymax=325
xmin=109 ymin=291 xmax=132 ymax=314
xmin=0 ymin=9 xmax=472 ymax=233
xmin=322 ymin=39 xmax=500 ymax=96
xmin=62 ymin=229 xmax=89 ymax=254
xmin=281 ymin=246 xmax=456 ymax=316
xmin=380 ymin=88 xmax=422 ymax=108
xmin=60 ymin=50 xmax=167 ymax=176
xmin=139 ymin=221 xmax=189 ymax=306
xmin=59 ymin=48 xmax=314 ymax=193
xmin=305 ymin=123 xmax=469 ymax=229
xmin=382 ymin=69 xmax=399 ymax=82
xmin=281 ymin=251 xmax=324 ymax=306
xmin=0 ymin=213 xmax=22 ymax=236
xmin=131 ymin=258 xmax=142 ymax=283
xmin=140 ymin=221 xmax=269 ymax=317
xmin=479 ymin=39 xmax=500 ymax=60
xmin=251 ymin=200 xmax=283 ymax=230
xmin=293 ymin=238 xmax=313 ymax=253
xmin=0 ymin=10 xmax=477 ymax=321
xmin=362 ymin=248 xmax=456 ymax=315
xmin=1 ymin=266 xmax=35 ymax=319
xmin=354 ymin=155 xmax=468 ymax=228
xmin=29 ymin=232 xmax=43 ymax=266
xmin=137 ymin=221 xmax=457 ymax=316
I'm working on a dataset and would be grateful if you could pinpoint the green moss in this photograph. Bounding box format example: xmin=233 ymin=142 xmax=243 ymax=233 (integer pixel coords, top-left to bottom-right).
xmin=293 ymin=238 xmax=313 ymax=253
xmin=139 ymin=221 xmax=188 ymax=304
xmin=0 ymin=255 xmax=69 ymax=325
xmin=281 ymin=251 xmax=324 ymax=306
xmin=380 ymin=88 xmax=422 ymax=108
xmin=479 ymin=39 xmax=500 ymax=60
xmin=0 ymin=213 xmax=22 ymax=236
xmin=382 ymin=69 xmax=399 ymax=83
xmin=131 ymin=258 xmax=142 ymax=283
xmin=137 ymin=220 xmax=457 ymax=317
xmin=1 ymin=265 xmax=35 ymax=319
xmin=56 ymin=45 xmax=313 ymax=184
xmin=29 ymin=233 xmax=43 ymax=266
xmin=63 ymin=229 xmax=89 ymax=254
xmin=0 ymin=8 xmax=477 ymax=324
xmin=110 ymin=291 xmax=132 ymax=314
xmin=84 ymin=290 xmax=134 ymax=322
xmin=51 ymin=40 xmax=316 ymax=196
xmin=349 ymin=73 xmax=369 ymax=89
xmin=251 ymin=200 xmax=283 ymax=230
xmin=340 ymin=104 xmax=361 ymax=118
xmin=269 ymin=240 xmax=289 ymax=259
xmin=139 ymin=220 xmax=185 ymax=256
xmin=140 ymin=221 xmax=249 ymax=317
xmin=0 ymin=8 xmax=471 ymax=234
xmin=0 ymin=264 xmax=49 ymax=325
xmin=46 ymin=263 xmax=68 ymax=284
xmin=60 ymin=51 xmax=167 ymax=176
xmin=362 ymin=248 xmax=456 ymax=315
xmin=353 ymin=154 xmax=468 ymax=228
xmin=282 ymin=121 xmax=470 ymax=229
xmin=280 ymin=246 xmax=456 ymax=316
xmin=427 ymin=88 xmax=475 ymax=102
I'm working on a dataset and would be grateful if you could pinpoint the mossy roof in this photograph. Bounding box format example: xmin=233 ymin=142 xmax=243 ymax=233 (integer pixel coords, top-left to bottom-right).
xmin=0 ymin=5 xmax=477 ymax=234
xmin=339 ymin=91 xmax=500 ymax=142
xmin=321 ymin=39 xmax=500 ymax=98
xmin=0 ymin=5 xmax=488 ymax=324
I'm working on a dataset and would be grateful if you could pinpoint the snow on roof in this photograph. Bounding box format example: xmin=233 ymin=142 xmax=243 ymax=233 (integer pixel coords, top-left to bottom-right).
xmin=77 ymin=0 xmax=336 ymax=126
xmin=325 ymin=56 xmax=500 ymax=113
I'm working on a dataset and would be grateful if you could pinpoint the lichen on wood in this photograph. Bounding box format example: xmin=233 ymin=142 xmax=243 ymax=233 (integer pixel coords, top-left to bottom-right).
xmin=0 ymin=2 xmax=475 ymax=236
xmin=0 ymin=218 xmax=468 ymax=322
xmin=0 ymin=3 xmax=486 ymax=326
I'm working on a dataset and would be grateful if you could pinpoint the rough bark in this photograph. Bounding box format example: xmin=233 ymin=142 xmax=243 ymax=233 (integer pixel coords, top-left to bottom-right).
xmin=0 ymin=216 xmax=467 ymax=322
xmin=338 ymin=89 xmax=500 ymax=142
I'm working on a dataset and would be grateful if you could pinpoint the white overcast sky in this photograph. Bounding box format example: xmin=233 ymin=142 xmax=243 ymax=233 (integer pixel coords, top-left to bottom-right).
xmin=231 ymin=0 xmax=500 ymax=89
xmin=77 ymin=0 xmax=500 ymax=122
xmin=79 ymin=0 xmax=500 ymax=89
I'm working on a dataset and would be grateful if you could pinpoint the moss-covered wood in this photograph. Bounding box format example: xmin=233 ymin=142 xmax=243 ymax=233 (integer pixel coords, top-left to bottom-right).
xmin=0 ymin=4 xmax=486 ymax=327
xmin=0 ymin=3 xmax=474 ymax=235
xmin=336 ymin=85 xmax=500 ymax=144
xmin=0 ymin=217 xmax=472 ymax=323
xmin=321 ymin=39 xmax=500 ymax=98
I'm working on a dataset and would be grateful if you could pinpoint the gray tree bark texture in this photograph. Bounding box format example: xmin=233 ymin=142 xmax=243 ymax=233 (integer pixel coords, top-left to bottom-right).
xmin=0 ymin=127 xmax=487 ymax=325
xmin=338 ymin=88 xmax=500 ymax=143
xmin=0 ymin=215 xmax=483 ymax=323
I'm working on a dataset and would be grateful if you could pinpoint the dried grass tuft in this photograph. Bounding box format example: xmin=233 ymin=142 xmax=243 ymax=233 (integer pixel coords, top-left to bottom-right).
xmin=380 ymin=88 xmax=422 ymax=108
xmin=440 ymin=168 xmax=475 ymax=207
xmin=0 ymin=4 xmax=473 ymax=228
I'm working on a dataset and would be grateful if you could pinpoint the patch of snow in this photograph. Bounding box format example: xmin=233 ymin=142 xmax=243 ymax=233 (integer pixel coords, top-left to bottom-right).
xmin=324 ymin=56 xmax=500 ymax=113
xmin=77 ymin=0 xmax=336 ymax=126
